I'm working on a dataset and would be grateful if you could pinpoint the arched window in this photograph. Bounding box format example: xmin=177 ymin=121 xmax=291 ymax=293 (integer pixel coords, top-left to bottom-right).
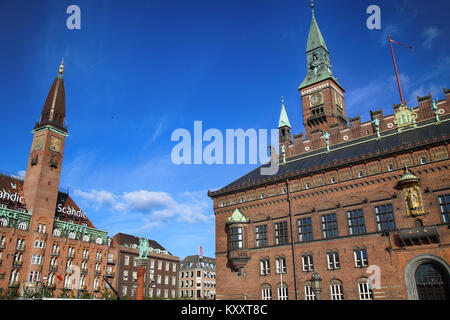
xmin=53 ymin=228 xmax=61 ymax=237
xmin=405 ymin=255 xmax=450 ymax=300
xmin=259 ymin=258 xmax=270 ymax=276
xmin=68 ymin=232 xmax=76 ymax=240
xmin=261 ymin=284 xmax=272 ymax=300
xmin=82 ymin=234 xmax=90 ymax=242
xmin=277 ymin=282 xmax=288 ymax=300
xmin=304 ymin=280 xmax=316 ymax=300
xmin=63 ymin=275 xmax=71 ymax=289
xmin=357 ymin=277 xmax=373 ymax=300
xmin=96 ymin=237 xmax=103 ymax=245
xmin=17 ymin=221 xmax=27 ymax=230
xmin=0 ymin=217 xmax=8 ymax=227
xmin=330 ymin=279 xmax=344 ymax=300
xmin=415 ymin=263 xmax=450 ymax=300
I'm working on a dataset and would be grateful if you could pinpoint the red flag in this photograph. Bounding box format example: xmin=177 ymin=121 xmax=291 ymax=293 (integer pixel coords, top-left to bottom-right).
xmin=199 ymin=246 xmax=203 ymax=257
xmin=389 ymin=38 xmax=413 ymax=50
xmin=56 ymin=274 xmax=63 ymax=281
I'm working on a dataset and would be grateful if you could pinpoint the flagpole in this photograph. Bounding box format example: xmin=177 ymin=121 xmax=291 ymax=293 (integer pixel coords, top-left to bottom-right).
xmin=388 ymin=34 xmax=406 ymax=105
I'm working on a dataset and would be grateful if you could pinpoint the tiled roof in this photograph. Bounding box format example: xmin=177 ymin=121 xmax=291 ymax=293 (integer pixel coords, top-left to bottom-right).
xmin=0 ymin=173 xmax=96 ymax=228
xmin=113 ymin=232 xmax=170 ymax=255
xmin=211 ymin=118 xmax=450 ymax=195
xmin=180 ymin=255 xmax=216 ymax=271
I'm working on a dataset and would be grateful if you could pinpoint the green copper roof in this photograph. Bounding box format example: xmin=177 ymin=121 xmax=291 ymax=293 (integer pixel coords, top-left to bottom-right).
xmin=399 ymin=167 xmax=419 ymax=184
xmin=298 ymin=11 xmax=342 ymax=91
xmin=226 ymin=208 xmax=249 ymax=224
xmin=278 ymin=99 xmax=291 ymax=128
xmin=298 ymin=70 xmax=338 ymax=90
xmin=306 ymin=13 xmax=328 ymax=53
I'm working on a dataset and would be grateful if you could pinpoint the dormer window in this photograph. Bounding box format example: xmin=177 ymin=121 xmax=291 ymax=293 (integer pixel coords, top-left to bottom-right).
xmin=419 ymin=157 xmax=426 ymax=164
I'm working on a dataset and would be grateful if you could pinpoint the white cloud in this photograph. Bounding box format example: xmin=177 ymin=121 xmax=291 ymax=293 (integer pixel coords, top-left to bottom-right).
xmin=73 ymin=188 xmax=212 ymax=228
xmin=422 ymin=27 xmax=441 ymax=50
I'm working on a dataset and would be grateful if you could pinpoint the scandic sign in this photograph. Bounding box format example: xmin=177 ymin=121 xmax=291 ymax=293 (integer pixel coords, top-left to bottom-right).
xmin=0 ymin=190 xmax=25 ymax=204
xmin=57 ymin=204 xmax=87 ymax=219
xmin=0 ymin=189 xmax=87 ymax=219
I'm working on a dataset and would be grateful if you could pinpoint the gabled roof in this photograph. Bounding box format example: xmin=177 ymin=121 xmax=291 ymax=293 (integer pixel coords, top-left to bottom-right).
xmin=0 ymin=173 xmax=96 ymax=228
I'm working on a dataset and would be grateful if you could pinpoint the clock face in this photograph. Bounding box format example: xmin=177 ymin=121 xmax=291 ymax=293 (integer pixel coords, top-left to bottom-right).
xmin=310 ymin=92 xmax=322 ymax=107
xmin=33 ymin=136 xmax=44 ymax=150
xmin=49 ymin=136 xmax=62 ymax=153
xmin=335 ymin=92 xmax=342 ymax=107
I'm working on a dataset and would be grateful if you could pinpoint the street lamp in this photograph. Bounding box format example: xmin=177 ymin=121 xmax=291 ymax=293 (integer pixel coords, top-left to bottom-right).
xmin=310 ymin=270 xmax=322 ymax=300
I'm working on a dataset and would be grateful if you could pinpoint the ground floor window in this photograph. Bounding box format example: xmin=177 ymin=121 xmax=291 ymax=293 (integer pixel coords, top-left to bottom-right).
xmin=261 ymin=285 xmax=272 ymax=300
xmin=358 ymin=279 xmax=373 ymax=300
xmin=277 ymin=283 xmax=288 ymax=300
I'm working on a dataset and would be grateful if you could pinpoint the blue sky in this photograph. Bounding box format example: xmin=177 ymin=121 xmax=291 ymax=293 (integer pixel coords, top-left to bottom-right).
xmin=0 ymin=0 xmax=449 ymax=259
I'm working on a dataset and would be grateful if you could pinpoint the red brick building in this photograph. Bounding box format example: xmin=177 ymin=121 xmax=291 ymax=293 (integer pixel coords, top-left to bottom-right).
xmin=0 ymin=61 xmax=110 ymax=298
xmin=208 ymin=6 xmax=450 ymax=300
xmin=107 ymin=232 xmax=180 ymax=299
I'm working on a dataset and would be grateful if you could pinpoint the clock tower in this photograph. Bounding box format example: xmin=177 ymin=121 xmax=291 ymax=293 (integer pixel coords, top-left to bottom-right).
xmin=298 ymin=2 xmax=348 ymax=139
xmin=23 ymin=60 xmax=68 ymax=234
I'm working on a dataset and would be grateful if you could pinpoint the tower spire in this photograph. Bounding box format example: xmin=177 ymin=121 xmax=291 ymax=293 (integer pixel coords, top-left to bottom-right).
xmin=278 ymin=96 xmax=291 ymax=128
xmin=35 ymin=60 xmax=67 ymax=132
xmin=58 ymin=58 xmax=64 ymax=75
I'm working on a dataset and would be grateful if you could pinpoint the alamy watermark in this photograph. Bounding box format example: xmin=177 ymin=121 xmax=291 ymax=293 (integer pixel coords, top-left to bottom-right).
xmin=171 ymin=121 xmax=280 ymax=175
xmin=66 ymin=5 xmax=81 ymax=30
xmin=366 ymin=5 xmax=381 ymax=30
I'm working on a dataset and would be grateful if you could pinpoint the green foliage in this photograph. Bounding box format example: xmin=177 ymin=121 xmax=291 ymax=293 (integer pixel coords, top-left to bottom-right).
xmin=0 ymin=287 xmax=19 ymax=300
xmin=99 ymin=287 xmax=116 ymax=300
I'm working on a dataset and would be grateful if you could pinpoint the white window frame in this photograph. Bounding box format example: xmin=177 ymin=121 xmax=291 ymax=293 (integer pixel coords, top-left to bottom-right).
xmin=358 ymin=280 xmax=373 ymax=300
xmin=277 ymin=284 xmax=288 ymax=300
xmin=275 ymin=257 xmax=286 ymax=274
xmin=304 ymin=285 xmax=316 ymax=300
xmin=330 ymin=283 xmax=344 ymax=300
xmin=302 ymin=254 xmax=314 ymax=272
xmin=354 ymin=249 xmax=368 ymax=268
xmin=261 ymin=286 xmax=272 ymax=300
xmin=260 ymin=259 xmax=270 ymax=275
xmin=327 ymin=252 xmax=340 ymax=270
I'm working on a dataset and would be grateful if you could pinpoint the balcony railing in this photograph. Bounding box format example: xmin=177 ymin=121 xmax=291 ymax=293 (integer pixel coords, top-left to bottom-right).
xmin=15 ymin=245 xmax=25 ymax=252
xmin=93 ymin=286 xmax=100 ymax=292
xmin=79 ymin=285 xmax=87 ymax=291
xmin=51 ymin=251 xmax=60 ymax=257
xmin=107 ymin=258 xmax=116 ymax=265
xmin=8 ymin=281 xmax=19 ymax=288
xmin=80 ymin=268 xmax=88 ymax=274
xmin=12 ymin=261 xmax=23 ymax=268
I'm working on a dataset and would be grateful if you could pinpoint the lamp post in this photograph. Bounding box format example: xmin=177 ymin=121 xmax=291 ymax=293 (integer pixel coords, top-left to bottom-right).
xmin=310 ymin=270 xmax=322 ymax=300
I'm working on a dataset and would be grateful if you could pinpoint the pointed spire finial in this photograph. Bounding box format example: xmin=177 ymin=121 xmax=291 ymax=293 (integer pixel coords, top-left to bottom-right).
xmin=281 ymin=96 xmax=285 ymax=106
xmin=310 ymin=0 xmax=315 ymax=15
xmin=58 ymin=58 xmax=64 ymax=75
